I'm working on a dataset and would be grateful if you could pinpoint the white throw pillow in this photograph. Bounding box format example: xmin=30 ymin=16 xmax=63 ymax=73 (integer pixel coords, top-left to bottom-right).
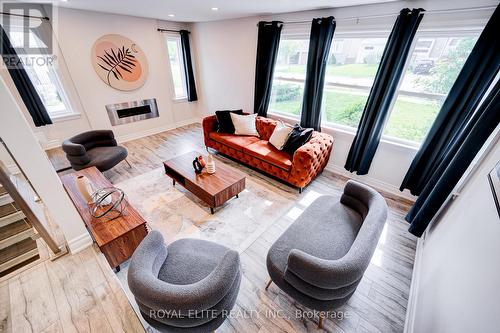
xmin=269 ymin=122 xmax=293 ymax=150
xmin=230 ymin=113 xmax=259 ymax=137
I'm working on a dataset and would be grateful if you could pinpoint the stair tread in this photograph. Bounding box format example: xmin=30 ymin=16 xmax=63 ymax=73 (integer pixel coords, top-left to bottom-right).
xmin=0 ymin=186 xmax=6 ymax=197
xmin=0 ymin=219 xmax=31 ymax=242
xmin=0 ymin=202 xmax=19 ymax=218
xmin=0 ymin=238 xmax=37 ymax=266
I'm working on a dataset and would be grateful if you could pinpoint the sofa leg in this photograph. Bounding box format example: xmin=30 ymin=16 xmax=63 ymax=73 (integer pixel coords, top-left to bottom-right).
xmin=299 ymin=187 xmax=303 ymax=194
xmin=125 ymin=159 xmax=132 ymax=168
xmin=265 ymin=278 xmax=272 ymax=290
xmin=318 ymin=312 xmax=325 ymax=330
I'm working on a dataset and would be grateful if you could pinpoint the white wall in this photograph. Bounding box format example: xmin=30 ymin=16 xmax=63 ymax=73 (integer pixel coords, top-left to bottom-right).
xmin=0 ymin=75 xmax=92 ymax=253
xmin=192 ymin=0 xmax=496 ymax=198
xmin=406 ymin=131 xmax=500 ymax=333
xmin=0 ymin=7 xmax=202 ymax=149
xmin=192 ymin=15 xmax=259 ymax=114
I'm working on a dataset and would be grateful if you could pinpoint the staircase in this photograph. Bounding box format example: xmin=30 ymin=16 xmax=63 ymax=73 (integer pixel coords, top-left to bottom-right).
xmin=0 ymin=184 xmax=39 ymax=277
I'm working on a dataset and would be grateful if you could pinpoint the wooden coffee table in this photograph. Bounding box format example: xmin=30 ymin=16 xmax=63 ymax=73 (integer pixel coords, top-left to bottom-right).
xmin=163 ymin=151 xmax=246 ymax=214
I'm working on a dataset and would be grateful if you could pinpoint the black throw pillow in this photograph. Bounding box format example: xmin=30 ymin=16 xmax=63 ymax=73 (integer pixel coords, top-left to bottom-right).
xmin=282 ymin=124 xmax=314 ymax=155
xmin=215 ymin=110 xmax=244 ymax=133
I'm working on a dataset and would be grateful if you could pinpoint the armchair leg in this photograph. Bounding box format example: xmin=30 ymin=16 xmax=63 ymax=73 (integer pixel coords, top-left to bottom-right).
xmin=318 ymin=312 xmax=325 ymax=330
xmin=125 ymin=159 xmax=132 ymax=168
xmin=265 ymin=278 xmax=273 ymax=290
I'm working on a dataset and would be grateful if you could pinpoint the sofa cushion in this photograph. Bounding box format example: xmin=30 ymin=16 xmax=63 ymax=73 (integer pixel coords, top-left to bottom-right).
xmin=85 ymin=146 xmax=128 ymax=171
xmin=283 ymin=124 xmax=314 ymax=155
xmin=243 ymin=141 xmax=292 ymax=171
xmin=269 ymin=122 xmax=293 ymax=150
xmin=215 ymin=110 xmax=244 ymax=133
xmin=230 ymin=113 xmax=259 ymax=136
xmin=209 ymin=132 xmax=260 ymax=151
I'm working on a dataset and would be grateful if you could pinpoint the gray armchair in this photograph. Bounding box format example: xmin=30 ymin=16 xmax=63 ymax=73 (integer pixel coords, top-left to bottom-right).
xmin=266 ymin=180 xmax=387 ymax=327
xmin=128 ymin=231 xmax=242 ymax=333
xmin=62 ymin=130 xmax=128 ymax=171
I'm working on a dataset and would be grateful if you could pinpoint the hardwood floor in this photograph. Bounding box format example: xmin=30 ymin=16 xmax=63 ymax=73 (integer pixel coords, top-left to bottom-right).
xmin=0 ymin=245 xmax=144 ymax=333
xmin=37 ymin=123 xmax=417 ymax=333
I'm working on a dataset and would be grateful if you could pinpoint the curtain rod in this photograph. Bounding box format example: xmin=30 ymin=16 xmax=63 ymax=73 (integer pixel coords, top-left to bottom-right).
xmin=258 ymin=5 xmax=496 ymax=26
xmin=0 ymin=11 xmax=49 ymax=21
xmin=157 ymin=28 xmax=190 ymax=34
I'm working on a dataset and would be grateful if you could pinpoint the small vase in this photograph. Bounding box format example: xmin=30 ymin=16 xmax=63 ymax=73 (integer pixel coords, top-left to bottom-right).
xmin=76 ymin=175 xmax=94 ymax=204
xmin=206 ymin=154 xmax=216 ymax=174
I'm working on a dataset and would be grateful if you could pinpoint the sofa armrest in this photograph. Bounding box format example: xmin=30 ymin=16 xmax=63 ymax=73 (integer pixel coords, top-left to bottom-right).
xmin=202 ymin=115 xmax=218 ymax=145
xmin=286 ymin=248 xmax=364 ymax=289
xmin=288 ymin=132 xmax=333 ymax=188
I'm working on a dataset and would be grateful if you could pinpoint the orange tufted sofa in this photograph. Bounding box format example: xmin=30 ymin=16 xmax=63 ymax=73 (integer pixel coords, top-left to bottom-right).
xmin=202 ymin=115 xmax=333 ymax=191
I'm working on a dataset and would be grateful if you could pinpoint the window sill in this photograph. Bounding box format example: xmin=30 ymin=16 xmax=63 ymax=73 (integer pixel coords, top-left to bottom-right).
xmin=172 ymin=97 xmax=188 ymax=103
xmin=50 ymin=113 xmax=81 ymax=123
xmin=268 ymin=112 xmax=420 ymax=152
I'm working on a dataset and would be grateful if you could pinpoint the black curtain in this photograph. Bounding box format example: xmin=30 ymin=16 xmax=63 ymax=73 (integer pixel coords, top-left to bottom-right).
xmin=344 ymin=8 xmax=424 ymax=174
xmin=400 ymin=5 xmax=500 ymax=195
xmin=300 ymin=16 xmax=335 ymax=131
xmin=254 ymin=21 xmax=283 ymax=117
xmin=179 ymin=30 xmax=198 ymax=102
xmin=0 ymin=25 xmax=52 ymax=127
xmin=406 ymin=80 xmax=500 ymax=237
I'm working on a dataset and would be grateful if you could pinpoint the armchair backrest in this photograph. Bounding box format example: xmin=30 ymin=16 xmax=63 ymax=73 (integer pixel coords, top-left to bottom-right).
xmin=340 ymin=180 xmax=388 ymax=273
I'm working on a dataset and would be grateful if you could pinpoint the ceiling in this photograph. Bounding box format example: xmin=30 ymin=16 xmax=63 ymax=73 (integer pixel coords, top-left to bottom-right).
xmin=55 ymin=0 xmax=400 ymax=22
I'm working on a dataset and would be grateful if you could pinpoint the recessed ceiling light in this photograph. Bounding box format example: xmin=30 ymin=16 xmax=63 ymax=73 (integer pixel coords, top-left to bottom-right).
xmin=211 ymin=7 xmax=218 ymax=11
xmin=168 ymin=14 xmax=175 ymax=17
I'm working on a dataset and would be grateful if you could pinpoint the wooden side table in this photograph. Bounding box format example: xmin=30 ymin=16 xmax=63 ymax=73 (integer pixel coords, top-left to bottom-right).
xmin=61 ymin=167 xmax=147 ymax=271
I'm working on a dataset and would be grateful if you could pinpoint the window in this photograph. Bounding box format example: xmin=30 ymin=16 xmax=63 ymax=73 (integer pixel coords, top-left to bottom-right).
xmin=268 ymin=39 xmax=309 ymax=117
xmin=8 ymin=29 xmax=73 ymax=119
xmin=322 ymin=37 xmax=388 ymax=128
xmin=383 ymin=34 xmax=478 ymax=143
xmin=166 ymin=36 xmax=187 ymax=99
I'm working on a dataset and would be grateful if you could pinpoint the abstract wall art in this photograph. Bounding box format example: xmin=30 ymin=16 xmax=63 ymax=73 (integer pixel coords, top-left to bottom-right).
xmin=91 ymin=34 xmax=149 ymax=91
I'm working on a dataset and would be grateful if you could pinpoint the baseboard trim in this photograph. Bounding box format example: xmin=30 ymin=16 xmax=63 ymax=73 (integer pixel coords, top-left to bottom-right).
xmin=404 ymin=233 xmax=426 ymax=333
xmin=41 ymin=118 xmax=202 ymax=150
xmin=67 ymin=232 xmax=93 ymax=254
xmin=325 ymin=164 xmax=416 ymax=202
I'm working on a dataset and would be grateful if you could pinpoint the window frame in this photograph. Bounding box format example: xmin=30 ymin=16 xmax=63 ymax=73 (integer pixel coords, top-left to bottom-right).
xmin=7 ymin=26 xmax=77 ymax=122
xmin=267 ymin=27 xmax=482 ymax=149
xmin=165 ymin=34 xmax=188 ymax=101
xmin=381 ymin=28 xmax=482 ymax=146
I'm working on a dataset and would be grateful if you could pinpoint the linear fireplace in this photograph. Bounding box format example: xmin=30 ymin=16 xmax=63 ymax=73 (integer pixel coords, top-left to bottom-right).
xmin=106 ymin=98 xmax=159 ymax=126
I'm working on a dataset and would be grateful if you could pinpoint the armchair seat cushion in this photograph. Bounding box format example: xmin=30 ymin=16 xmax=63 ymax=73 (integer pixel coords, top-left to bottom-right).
xmin=85 ymin=146 xmax=128 ymax=171
xmin=158 ymin=238 xmax=232 ymax=285
xmin=209 ymin=132 xmax=260 ymax=152
xmin=243 ymin=141 xmax=292 ymax=171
